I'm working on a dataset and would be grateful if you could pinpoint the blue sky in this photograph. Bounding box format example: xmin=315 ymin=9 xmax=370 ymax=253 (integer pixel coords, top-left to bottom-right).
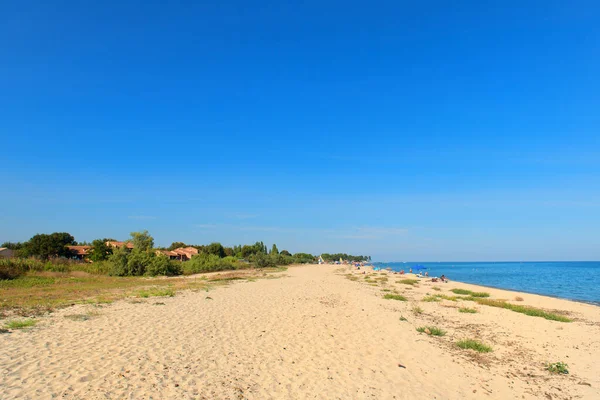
xmin=1 ymin=1 xmax=599 ymax=261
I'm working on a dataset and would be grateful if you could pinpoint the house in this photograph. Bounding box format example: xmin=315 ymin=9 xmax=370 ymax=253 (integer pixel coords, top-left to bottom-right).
xmin=172 ymin=247 xmax=199 ymax=261
xmin=106 ymin=241 xmax=134 ymax=250
xmin=66 ymin=245 xmax=91 ymax=260
xmin=156 ymin=250 xmax=182 ymax=261
xmin=0 ymin=248 xmax=14 ymax=258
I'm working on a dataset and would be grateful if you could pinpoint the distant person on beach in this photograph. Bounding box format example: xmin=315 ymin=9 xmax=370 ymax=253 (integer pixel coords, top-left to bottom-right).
xmin=425 ymin=272 xmax=429 ymax=277
xmin=409 ymin=268 xmax=412 ymax=273
xmin=440 ymin=275 xmax=448 ymax=282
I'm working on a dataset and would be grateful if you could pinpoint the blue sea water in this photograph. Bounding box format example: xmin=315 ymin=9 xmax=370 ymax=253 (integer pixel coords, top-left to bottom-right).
xmin=373 ymin=261 xmax=600 ymax=304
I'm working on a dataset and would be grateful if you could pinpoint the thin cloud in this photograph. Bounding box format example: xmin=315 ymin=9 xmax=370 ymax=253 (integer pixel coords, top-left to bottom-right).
xmin=195 ymin=224 xmax=218 ymax=229
xmin=227 ymin=213 xmax=259 ymax=219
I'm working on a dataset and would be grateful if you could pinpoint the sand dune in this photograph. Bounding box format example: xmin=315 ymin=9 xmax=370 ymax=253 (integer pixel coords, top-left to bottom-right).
xmin=1 ymin=264 xmax=599 ymax=399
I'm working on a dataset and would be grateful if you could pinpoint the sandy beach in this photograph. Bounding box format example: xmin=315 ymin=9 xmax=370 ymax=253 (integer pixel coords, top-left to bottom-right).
xmin=1 ymin=264 xmax=599 ymax=399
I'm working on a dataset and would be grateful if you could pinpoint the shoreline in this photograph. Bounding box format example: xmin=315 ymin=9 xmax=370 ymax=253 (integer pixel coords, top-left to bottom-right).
xmin=2 ymin=263 xmax=599 ymax=399
xmin=369 ymin=262 xmax=600 ymax=305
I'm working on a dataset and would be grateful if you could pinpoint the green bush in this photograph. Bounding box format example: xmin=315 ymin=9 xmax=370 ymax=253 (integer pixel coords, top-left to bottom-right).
xmin=146 ymin=255 xmax=182 ymax=276
xmin=0 ymin=258 xmax=46 ymax=279
xmin=252 ymin=253 xmax=276 ymax=268
xmin=183 ymin=254 xmax=242 ymax=274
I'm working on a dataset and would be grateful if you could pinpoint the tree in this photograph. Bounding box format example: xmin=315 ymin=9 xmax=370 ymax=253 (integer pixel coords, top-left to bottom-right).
xmin=168 ymin=241 xmax=186 ymax=251
xmin=130 ymin=230 xmax=154 ymax=252
xmin=205 ymin=242 xmax=225 ymax=257
xmin=22 ymin=232 xmax=76 ymax=260
xmin=270 ymin=244 xmax=279 ymax=255
xmin=88 ymin=239 xmax=112 ymax=262
xmin=280 ymin=250 xmax=291 ymax=257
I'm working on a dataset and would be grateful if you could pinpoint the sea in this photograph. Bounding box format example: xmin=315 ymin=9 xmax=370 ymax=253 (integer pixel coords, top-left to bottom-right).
xmin=372 ymin=261 xmax=600 ymax=305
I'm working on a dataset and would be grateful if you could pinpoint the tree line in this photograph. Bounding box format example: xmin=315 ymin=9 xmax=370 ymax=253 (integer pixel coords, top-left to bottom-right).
xmin=1 ymin=231 xmax=370 ymax=278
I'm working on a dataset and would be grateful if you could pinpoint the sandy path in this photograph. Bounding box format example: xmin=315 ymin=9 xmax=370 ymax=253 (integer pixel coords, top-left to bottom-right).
xmin=1 ymin=264 xmax=598 ymax=399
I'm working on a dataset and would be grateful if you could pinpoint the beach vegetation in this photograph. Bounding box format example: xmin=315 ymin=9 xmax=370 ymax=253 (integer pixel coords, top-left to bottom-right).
xmin=5 ymin=319 xmax=37 ymax=330
xmin=432 ymin=286 xmax=441 ymax=291
xmin=383 ymin=294 xmax=407 ymax=301
xmin=546 ymin=362 xmax=569 ymax=374
xmin=412 ymin=305 xmax=424 ymax=314
xmin=459 ymin=307 xmax=478 ymax=313
xmin=422 ymin=295 xmax=441 ymax=302
xmin=397 ymin=279 xmax=419 ymax=286
xmin=474 ymin=298 xmax=571 ymax=322
xmin=451 ymin=289 xmax=490 ymax=297
xmin=399 ymin=315 xmax=407 ymax=321
xmin=416 ymin=326 xmax=446 ymax=336
xmin=137 ymin=287 xmax=175 ymax=298
xmin=456 ymin=339 xmax=493 ymax=353
xmin=514 ymin=296 xmax=524 ymax=301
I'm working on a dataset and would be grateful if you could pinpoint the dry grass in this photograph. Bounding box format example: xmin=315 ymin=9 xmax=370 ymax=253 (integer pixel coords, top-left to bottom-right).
xmin=0 ymin=269 xmax=284 ymax=318
xmin=514 ymin=296 xmax=524 ymax=301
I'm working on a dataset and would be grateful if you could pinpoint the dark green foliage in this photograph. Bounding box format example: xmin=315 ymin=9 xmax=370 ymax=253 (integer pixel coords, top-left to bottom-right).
xmin=252 ymin=253 xmax=276 ymax=268
xmin=168 ymin=241 xmax=187 ymax=250
xmin=270 ymin=244 xmax=279 ymax=255
xmin=20 ymin=232 xmax=76 ymax=260
xmin=88 ymin=239 xmax=113 ymax=262
xmin=280 ymin=250 xmax=291 ymax=256
xmin=321 ymin=253 xmax=370 ymax=262
xmin=146 ymin=255 xmax=183 ymax=276
xmin=205 ymin=242 xmax=225 ymax=258
xmin=1 ymin=242 xmax=26 ymax=251
xmin=183 ymin=254 xmax=243 ymax=274
xmin=293 ymin=253 xmax=316 ymax=263
xmin=130 ymin=230 xmax=154 ymax=251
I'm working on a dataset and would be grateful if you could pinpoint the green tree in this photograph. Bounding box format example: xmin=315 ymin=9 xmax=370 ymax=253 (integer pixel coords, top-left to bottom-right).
xmin=168 ymin=241 xmax=186 ymax=250
xmin=22 ymin=232 xmax=76 ymax=260
xmin=88 ymin=239 xmax=112 ymax=262
xmin=146 ymin=255 xmax=182 ymax=276
xmin=270 ymin=244 xmax=279 ymax=255
xmin=130 ymin=230 xmax=154 ymax=252
xmin=280 ymin=250 xmax=291 ymax=257
xmin=205 ymin=242 xmax=225 ymax=258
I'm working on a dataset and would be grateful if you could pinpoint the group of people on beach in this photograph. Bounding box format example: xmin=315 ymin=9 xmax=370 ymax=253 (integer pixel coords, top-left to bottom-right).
xmin=367 ymin=266 xmax=449 ymax=282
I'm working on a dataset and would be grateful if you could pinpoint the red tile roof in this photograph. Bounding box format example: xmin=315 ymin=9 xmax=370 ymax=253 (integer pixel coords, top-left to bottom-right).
xmin=66 ymin=245 xmax=91 ymax=256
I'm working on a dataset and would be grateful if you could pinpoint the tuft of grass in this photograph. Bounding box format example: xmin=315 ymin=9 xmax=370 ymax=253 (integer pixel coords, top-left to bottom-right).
xmin=383 ymin=294 xmax=407 ymax=301
xmin=137 ymin=287 xmax=175 ymax=298
xmin=459 ymin=307 xmax=478 ymax=313
xmin=382 ymin=289 xmax=391 ymax=292
xmin=546 ymin=362 xmax=569 ymax=374
xmin=422 ymin=295 xmax=441 ymax=302
xmin=432 ymin=286 xmax=441 ymax=291
xmin=475 ymin=298 xmax=571 ymax=322
xmin=399 ymin=315 xmax=407 ymax=321
xmin=514 ymin=296 xmax=524 ymax=301
xmin=451 ymin=289 xmax=490 ymax=297
xmin=412 ymin=305 xmax=424 ymax=315
xmin=456 ymin=339 xmax=492 ymax=353
xmin=435 ymin=294 xmax=459 ymax=302
xmin=397 ymin=279 xmax=419 ymax=286
xmin=5 ymin=319 xmax=37 ymax=330
xmin=416 ymin=326 xmax=446 ymax=336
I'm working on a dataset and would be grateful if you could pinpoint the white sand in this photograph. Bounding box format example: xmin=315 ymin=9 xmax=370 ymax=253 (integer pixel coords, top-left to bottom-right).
xmin=1 ymin=264 xmax=599 ymax=399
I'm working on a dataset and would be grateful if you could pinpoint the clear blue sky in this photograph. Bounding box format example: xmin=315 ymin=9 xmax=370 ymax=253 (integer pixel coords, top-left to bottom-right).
xmin=1 ymin=1 xmax=599 ymax=261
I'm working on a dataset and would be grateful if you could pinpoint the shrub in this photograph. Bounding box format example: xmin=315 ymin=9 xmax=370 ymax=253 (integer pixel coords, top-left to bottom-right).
xmin=398 ymin=279 xmax=419 ymax=286
xmin=383 ymin=294 xmax=407 ymax=301
xmin=474 ymin=298 xmax=571 ymax=322
xmin=451 ymin=288 xmax=490 ymax=297
xmin=146 ymin=255 xmax=182 ymax=276
xmin=5 ymin=319 xmax=37 ymax=330
xmin=0 ymin=258 xmax=45 ymax=279
xmin=252 ymin=253 xmax=276 ymax=268
xmin=456 ymin=339 xmax=492 ymax=353
xmin=183 ymin=254 xmax=243 ymax=274
xmin=546 ymin=362 xmax=569 ymax=374
xmin=416 ymin=326 xmax=446 ymax=336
